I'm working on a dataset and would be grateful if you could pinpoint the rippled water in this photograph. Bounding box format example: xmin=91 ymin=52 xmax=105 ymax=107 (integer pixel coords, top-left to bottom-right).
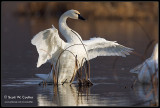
xmin=1 ymin=2 xmax=158 ymax=107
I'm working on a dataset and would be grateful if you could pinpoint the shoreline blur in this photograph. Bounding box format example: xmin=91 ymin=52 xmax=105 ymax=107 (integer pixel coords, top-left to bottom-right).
xmin=11 ymin=2 xmax=158 ymax=21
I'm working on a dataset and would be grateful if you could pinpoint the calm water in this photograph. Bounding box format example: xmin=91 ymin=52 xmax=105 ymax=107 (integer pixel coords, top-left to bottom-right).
xmin=1 ymin=3 xmax=158 ymax=106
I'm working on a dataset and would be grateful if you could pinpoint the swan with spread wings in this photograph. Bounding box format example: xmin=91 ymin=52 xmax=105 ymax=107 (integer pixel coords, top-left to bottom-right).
xmin=31 ymin=9 xmax=133 ymax=84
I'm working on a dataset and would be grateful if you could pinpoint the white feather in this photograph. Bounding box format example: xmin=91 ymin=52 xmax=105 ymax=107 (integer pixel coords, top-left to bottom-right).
xmin=31 ymin=26 xmax=66 ymax=68
xmin=83 ymin=37 xmax=133 ymax=60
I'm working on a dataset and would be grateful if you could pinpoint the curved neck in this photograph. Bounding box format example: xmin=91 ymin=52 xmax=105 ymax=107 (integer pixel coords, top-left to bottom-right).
xmin=59 ymin=14 xmax=82 ymax=43
xmin=59 ymin=14 xmax=69 ymax=30
xmin=59 ymin=14 xmax=72 ymax=42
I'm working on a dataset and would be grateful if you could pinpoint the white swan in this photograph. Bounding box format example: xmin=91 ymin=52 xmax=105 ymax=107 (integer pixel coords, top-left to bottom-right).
xmin=130 ymin=43 xmax=158 ymax=84
xmin=31 ymin=9 xmax=133 ymax=84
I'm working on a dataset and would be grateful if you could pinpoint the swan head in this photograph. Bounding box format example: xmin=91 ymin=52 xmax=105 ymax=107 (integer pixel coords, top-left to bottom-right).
xmin=64 ymin=9 xmax=85 ymax=20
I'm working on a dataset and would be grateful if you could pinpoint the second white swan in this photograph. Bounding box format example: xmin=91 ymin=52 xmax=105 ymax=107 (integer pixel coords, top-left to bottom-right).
xmin=130 ymin=43 xmax=158 ymax=84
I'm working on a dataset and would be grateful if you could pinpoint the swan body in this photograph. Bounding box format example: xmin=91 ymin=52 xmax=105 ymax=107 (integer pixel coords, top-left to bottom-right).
xmin=130 ymin=43 xmax=158 ymax=84
xmin=31 ymin=9 xmax=133 ymax=84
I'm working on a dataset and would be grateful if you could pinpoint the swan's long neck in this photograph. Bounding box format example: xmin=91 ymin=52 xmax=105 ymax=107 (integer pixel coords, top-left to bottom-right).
xmin=59 ymin=14 xmax=82 ymax=43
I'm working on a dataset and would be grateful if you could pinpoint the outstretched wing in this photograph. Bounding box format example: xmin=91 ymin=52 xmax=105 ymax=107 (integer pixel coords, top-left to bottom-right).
xmin=83 ymin=37 xmax=133 ymax=60
xmin=31 ymin=25 xmax=66 ymax=67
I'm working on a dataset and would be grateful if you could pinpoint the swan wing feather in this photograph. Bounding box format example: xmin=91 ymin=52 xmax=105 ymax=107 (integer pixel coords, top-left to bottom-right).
xmin=83 ymin=37 xmax=133 ymax=60
xmin=31 ymin=25 xmax=66 ymax=67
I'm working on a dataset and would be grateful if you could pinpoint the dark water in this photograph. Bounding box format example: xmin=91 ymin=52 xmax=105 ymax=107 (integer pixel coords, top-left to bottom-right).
xmin=1 ymin=2 xmax=158 ymax=106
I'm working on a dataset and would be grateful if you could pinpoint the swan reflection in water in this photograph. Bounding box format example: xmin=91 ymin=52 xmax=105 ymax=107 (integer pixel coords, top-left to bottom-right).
xmin=37 ymin=84 xmax=101 ymax=106
xmin=133 ymin=83 xmax=158 ymax=106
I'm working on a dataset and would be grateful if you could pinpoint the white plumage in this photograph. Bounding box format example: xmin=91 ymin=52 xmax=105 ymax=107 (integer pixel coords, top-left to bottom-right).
xmin=130 ymin=43 xmax=158 ymax=84
xmin=31 ymin=9 xmax=133 ymax=84
xmin=31 ymin=26 xmax=66 ymax=68
xmin=83 ymin=37 xmax=133 ymax=60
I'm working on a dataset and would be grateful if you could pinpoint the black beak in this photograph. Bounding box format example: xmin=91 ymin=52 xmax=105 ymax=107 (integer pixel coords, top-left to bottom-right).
xmin=78 ymin=14 xmax=85 ymax=20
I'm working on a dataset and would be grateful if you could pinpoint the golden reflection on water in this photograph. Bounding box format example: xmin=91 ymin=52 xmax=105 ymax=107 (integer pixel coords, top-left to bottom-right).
xmin=37 ymin=84 xmax=100 ymax=106
xmin=37 ymin=83 xmax=132 ymax=106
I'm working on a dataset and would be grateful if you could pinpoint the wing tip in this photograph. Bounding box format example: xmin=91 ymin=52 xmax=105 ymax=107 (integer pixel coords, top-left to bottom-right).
xmin=37 ymin=63 xmax=41 ymax=68
xmin=37 ymin=62 xmax=42 ymax=68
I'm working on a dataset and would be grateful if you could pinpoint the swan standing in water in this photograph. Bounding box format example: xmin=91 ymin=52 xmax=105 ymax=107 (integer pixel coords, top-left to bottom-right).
xmin=130 ymin=43 xmax=158 ymax=84
xmin=31 ymin=9 xmax=133 ymax=84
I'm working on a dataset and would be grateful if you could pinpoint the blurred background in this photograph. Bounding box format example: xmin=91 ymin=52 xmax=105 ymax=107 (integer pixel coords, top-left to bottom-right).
xmin=1 ymin=1 xmax=158 ymax=106
xmin=15 ymin=2 xmax=158 ymax=20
